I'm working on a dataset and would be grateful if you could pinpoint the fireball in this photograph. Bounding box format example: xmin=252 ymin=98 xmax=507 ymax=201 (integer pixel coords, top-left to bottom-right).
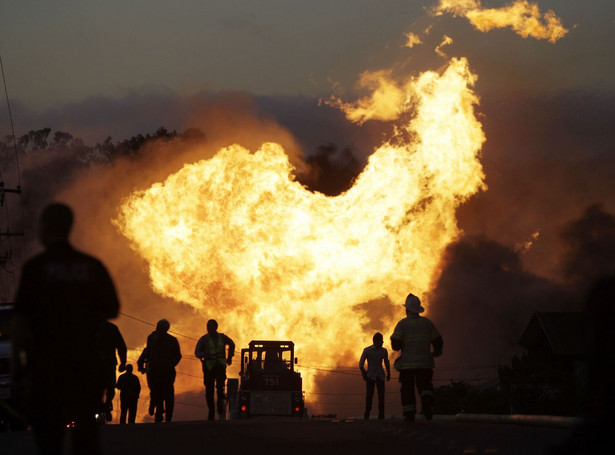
xmin=114 ymin=57 xmax=486 ymax=395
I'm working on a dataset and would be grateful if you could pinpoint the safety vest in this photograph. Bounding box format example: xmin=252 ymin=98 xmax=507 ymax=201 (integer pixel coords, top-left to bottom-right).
xmin=204 ymin=333 xmax=227 ymax=371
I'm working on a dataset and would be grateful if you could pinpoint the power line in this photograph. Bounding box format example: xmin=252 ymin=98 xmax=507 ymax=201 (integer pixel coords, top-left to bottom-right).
xmin=119 ymin=311 xmax=200 ymax=342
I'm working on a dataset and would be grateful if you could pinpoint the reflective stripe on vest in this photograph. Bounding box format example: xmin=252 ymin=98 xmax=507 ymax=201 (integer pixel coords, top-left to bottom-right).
xmin=204 ymin=333 xmax=226 ymax=370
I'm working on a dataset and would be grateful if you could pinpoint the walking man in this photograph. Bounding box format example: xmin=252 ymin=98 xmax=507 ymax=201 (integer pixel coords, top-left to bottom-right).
xmin=116 ymin=364 xmax=141 ymax=424
xmin=359 ymin=332 xmax=391 ymax=420
xmin=391 ymin=293 xmax=443 ymax=422
xmin=195 ymin=319 xmax=235 ymax=420
xmin=137 ymin=319 xmax=182 ymax=422
xmin=13 ymin=203 xmax=120 ymax=454
xmin=98 ymin=320 xmax=127 ymax=421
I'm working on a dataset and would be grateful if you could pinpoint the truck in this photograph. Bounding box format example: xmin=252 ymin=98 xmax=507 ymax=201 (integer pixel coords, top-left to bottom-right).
xmin=237 ymin=340 xmax=305 ymax=418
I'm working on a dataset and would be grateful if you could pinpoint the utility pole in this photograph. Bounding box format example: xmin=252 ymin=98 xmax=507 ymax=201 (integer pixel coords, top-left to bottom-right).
xmin=0 ymin=183 xmax=24 ymax=237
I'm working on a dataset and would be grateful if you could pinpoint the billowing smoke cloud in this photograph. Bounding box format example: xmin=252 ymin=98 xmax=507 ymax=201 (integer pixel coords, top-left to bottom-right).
xmin=426 ymin=201 xmax=615 ymax=378
xmin=427 ymin=236 xmax=573 ymax=371
xmin=422 ymin=85 xmax=615 ymax=380
xmin=559 ymin=204 xmax=615 ymax=294
xmin=457 ymin=89 xmax=615 ymax=280
xmin=298 ymin=143 xmax=364 ymax=196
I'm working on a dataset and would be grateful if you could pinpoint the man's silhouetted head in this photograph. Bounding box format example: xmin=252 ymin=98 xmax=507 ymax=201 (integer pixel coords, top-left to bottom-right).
xmin=156 ymin=319 xmax=170 ymax=333
xmin=126 ymin=364 xmax=133 ymax=374
xmin=373 ymin=332 xmax=384 ymax=348
xmin=40 ymin=203 xmax=73 ymax=247
xmin=207 ymin=319 xmax=218 ymax=334
xmin=404 ymin=293 xmax=425 ymax=316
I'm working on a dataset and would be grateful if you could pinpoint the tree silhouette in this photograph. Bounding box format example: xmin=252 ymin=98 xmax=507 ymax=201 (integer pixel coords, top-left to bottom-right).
xmin=0 ymin=126 xmax=208 ymax=165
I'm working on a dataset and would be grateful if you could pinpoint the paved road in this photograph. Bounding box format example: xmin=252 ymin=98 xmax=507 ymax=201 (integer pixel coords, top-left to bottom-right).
xmin=0 ymin=418 xmax=572 ymax=455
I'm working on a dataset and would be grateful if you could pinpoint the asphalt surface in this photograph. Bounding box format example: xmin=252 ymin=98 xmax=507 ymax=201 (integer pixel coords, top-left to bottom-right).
xmin=0 ymin=418 xmax=573 ymax=455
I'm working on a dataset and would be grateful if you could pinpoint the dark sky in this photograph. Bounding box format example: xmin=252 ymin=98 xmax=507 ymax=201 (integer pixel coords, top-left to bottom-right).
xmin=1 ymin=1 xmax=613 ymax=110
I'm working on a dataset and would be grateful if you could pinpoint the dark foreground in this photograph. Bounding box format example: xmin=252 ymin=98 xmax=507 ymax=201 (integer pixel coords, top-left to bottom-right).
xmin=0 ymin=418 xmax=572 ymax=455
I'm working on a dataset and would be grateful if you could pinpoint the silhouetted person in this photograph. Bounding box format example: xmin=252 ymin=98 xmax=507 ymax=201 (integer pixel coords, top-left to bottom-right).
xmin=264 ymin=348 xmax=287 ymax=372
xmin=195 ymin=319 xmax=235 ymax=420
xmin=550 ymin=276 xmax=615 ymax=454
xmin=391 ymin=293 xmax=443 ymax=422
xmin=116 ymin=364 xmax=141 ymax=424
xmin=359 ymin=332 xmax=391 ymax=420
xmin=137 ymin=319 xmax=181 ymax=422
xmin=98 ymin=320 xmax=127 ymax=422
xmin=12 ymin=203 xmax=120 ymax=455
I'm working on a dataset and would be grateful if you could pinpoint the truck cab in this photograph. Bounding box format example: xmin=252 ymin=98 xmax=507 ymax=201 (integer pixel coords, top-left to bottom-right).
xmin=238 ymin=340 xmax=304 ymax=418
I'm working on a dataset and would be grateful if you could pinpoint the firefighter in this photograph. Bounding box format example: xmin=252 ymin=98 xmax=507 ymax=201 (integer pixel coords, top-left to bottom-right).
xmin=359 ymin=332 xmax=391 ymax=420
xmin=98 ymin=320 xmax=127 ymax=422
xmin=195 ymin=319 xmax=235 ymax=420
xmin=137 ymin=319 xmax=182 ymax=422
xmin=390 ymin=293 xmax=443 ymax=422
xmin=12 ymin=203 xmax=120 ymax=455
xmin=115 ymin=364 xmax=141 ymax=424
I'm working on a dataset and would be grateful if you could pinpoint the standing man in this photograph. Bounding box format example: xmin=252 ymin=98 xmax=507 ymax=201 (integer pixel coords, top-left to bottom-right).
xmin=359 ymin=332 xmax=391 ymax=420
xmin=13 ymin=203 xmax=120 ymax=455
xmin=391 ymin=293 xmax=443 ymax=422
xmin=98 ymin=320 xmax=127 ymax=422
xmin=116 ymin=364 xmax=141 ymax=424
xmin=195 ymin=319 xmax=235 ymax=420
xmin=137 ymin=319 xmax=181 ymax=422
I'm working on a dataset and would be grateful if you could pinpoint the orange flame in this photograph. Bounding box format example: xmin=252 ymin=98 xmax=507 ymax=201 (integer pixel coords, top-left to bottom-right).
xmin=114 ymin=57 xmax=485 ymax=396
xmin=326 ymin=69 xmax=409 ymax=124
xmin=515 ymin=230 xmax=541 ymax=254
xmin=404 ymin=32 xmax=423 ymax=49
xmin=436 ymin=35 xmax=454 ymax=57
xmin=434 ymin=0 xmax=568 ymax=43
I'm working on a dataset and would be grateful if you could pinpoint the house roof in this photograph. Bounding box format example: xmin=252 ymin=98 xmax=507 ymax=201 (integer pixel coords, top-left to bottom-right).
xmin=518 ymin=311 xmax=585 ymax=357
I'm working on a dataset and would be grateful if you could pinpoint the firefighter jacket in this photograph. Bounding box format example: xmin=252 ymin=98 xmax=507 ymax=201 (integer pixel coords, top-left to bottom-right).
xmin=391 ymin=316 xmax=442 ymax=370
xmin=195 ymin=333 xmax=235 ymax=371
